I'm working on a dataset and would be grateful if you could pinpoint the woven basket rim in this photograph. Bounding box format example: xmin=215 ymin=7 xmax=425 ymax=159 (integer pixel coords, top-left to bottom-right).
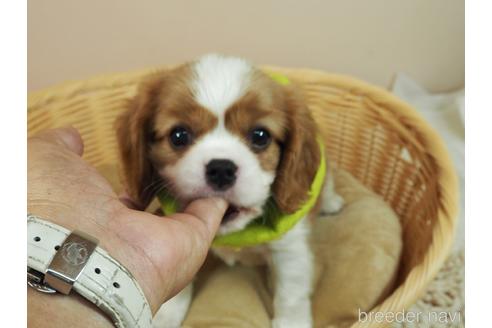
xmin=28 ymin=66 xmax=459 ymax=327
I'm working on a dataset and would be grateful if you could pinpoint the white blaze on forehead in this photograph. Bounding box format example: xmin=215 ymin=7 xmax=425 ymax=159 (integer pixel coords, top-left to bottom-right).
xmin=191 ymin=54 xmax=252 ymax=117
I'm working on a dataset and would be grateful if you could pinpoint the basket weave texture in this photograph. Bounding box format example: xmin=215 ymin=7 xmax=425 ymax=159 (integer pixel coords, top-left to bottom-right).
xmin=27 ymin=66 xmax=458 ymax=328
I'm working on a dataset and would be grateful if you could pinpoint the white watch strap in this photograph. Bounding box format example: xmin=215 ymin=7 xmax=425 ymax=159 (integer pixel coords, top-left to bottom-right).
xmin=27 ymin=214 xmax=153 ymax=328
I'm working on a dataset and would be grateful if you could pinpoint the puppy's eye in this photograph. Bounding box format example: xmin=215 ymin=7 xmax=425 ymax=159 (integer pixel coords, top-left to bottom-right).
xmin=249 ymin=127 xmax=271 ymax=150
xmin=169 ymin=126 xmax=192 ymax=149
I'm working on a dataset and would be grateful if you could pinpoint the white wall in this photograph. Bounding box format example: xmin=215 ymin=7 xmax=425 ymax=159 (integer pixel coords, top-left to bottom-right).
xmin=28 ymin=0 xmax=464 ymax=92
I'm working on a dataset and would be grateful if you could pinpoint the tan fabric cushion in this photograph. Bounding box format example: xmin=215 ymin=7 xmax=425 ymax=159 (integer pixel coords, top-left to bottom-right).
xmin=98 ymin=165 xmax=402 ymax=328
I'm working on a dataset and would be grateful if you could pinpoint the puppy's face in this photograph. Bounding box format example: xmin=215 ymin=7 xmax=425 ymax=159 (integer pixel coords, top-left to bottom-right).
xmin=117 ymin=55 xmax=320 ymax=235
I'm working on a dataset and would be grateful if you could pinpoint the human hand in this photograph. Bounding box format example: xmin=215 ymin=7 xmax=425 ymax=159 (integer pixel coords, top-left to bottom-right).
xmin=27 ymin=127 xmax=227 ymax=313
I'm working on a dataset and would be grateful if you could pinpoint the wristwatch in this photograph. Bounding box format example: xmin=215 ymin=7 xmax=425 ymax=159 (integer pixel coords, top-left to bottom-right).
xmin=27 ymin=214 xmax=153 ymax=327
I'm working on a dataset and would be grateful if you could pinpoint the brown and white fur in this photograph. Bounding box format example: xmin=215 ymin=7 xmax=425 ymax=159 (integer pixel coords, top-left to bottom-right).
xmin=116 ymin=54 xmax=344 ymax=328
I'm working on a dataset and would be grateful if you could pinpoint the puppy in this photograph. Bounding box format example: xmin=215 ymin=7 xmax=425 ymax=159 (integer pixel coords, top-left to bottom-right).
xmin=116 ymin=54 xmax=344 ymax=328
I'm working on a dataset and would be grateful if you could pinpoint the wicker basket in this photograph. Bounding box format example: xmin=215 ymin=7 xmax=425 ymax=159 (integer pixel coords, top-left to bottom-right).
xmin=27 ymin=66 xmax=459 ymax=328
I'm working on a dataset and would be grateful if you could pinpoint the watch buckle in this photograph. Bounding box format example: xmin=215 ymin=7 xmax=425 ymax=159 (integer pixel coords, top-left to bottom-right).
xmin=27 ymin=267 xmax=57 ymax=294
xmin=27 ymin=230 xmax=99 ymax=295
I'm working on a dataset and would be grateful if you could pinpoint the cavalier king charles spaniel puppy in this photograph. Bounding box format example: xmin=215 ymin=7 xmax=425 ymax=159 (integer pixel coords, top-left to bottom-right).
xmin=116 ymin=54 xmax=344 ymax=328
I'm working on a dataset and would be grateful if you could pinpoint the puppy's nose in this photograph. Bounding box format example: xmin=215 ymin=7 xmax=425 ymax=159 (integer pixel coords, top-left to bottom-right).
xmin=205 ymin=159 xmax=238 ymax=191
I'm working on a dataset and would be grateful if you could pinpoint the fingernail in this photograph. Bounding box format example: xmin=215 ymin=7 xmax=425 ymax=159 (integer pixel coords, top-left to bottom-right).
xmin=56 ymin=126 xmax=84 ymax=155
xmin=209 ymin=197 xmax=228 ymax=211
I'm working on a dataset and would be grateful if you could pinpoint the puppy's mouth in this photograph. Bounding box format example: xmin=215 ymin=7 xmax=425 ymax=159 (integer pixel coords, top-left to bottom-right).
xmin=178 ymin=190 xmax=259 ymax=228
xmin=222 ymin=204 xmax=252 ymax=225
xmin=222 ymin=204 xmax=241 ymax=224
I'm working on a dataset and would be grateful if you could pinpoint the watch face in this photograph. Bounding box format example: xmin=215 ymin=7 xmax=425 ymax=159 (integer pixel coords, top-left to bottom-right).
xmin=61 ymin=241 xmax=90 ymax=266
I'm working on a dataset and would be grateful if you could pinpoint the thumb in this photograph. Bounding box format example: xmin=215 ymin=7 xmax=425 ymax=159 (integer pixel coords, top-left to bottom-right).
xmin=147 ymin=197 xmax=227 ymax=298
xmin=181 ymin=197 xmax=228 ymax=240
xmin=31 ymin=126 xmax=84 ymax=156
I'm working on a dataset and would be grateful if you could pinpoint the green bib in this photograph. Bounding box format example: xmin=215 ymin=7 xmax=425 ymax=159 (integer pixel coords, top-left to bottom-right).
xmin=157 ymin=72 xmax=326 ymax=248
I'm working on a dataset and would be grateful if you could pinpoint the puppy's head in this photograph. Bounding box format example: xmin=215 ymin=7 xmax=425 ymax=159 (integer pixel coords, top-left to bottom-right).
xmin=117 ymin=54 xmax=320 ymax=234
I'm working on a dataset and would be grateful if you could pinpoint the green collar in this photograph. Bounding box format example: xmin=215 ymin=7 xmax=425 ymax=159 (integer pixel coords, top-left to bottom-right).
xmin=157 ymin=72 xmax=326 ymax=248
xmin=157 ymin=138 xmax=326 ymax=248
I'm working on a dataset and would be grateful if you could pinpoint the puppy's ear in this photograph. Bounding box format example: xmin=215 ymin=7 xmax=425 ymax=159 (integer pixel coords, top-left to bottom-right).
xmin=116 ymin=74 xmax=164 ymax=209
xmin=272 ymin=88 xmax=321 ymax=214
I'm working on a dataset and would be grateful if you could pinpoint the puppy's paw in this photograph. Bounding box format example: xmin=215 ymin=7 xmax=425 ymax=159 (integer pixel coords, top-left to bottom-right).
xmin=152 ymin=316 xmax=182 ymax=328
xmin=152 ymin=285 xmax=192 ymax=328
xmin=272 ymin=300 xmax=312 ymax=328
xmin=321 ymin=193 xmax=345 ymax=215
xmin=272 ymin=315 xmax=312 ymax=328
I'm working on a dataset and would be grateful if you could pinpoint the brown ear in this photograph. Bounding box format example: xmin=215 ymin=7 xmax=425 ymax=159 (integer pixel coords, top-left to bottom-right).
xmin=116 ymin=75 xmax=165 ymax=209
xmin=272 ymin=88 xmax=321 ymax=214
